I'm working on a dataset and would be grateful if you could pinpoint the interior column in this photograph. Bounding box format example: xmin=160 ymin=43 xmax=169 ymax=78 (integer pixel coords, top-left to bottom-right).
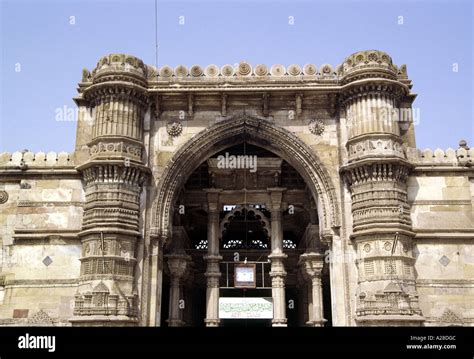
xmin=268 ymin=188 xmax=288 ymax=327
xmin=299 ymin=253 xmax=326 ymax=327
xmin=204 ymin=189 xmax=222 ymax=327
xmin=166 ymin=254 xmax=189 ymax=327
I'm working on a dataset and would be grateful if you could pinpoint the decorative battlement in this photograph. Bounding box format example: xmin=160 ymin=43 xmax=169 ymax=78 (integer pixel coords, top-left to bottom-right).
xmin=339 ymin=50 xmax=404 ymax=83
xmin=82 ymin=54 xmax=149 ymax=83
xmin=0 ymin=151 xmax=75 ymax=168
xmin=407 ymin=145 xmax=474 ymax=167
xmin=79 ymin=50 xmax=409 ymax=85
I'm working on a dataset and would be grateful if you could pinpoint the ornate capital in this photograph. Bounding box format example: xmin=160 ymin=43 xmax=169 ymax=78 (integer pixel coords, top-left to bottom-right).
xmin=166 ymin=254 xmax=190 ymax=280
xmin=299 ymin=252 xmax=324 ymax=280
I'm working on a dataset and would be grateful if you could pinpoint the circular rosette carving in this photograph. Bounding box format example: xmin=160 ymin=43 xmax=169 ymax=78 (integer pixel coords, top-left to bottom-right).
xmin=254 ymin=64 xmax=268 ymax=76
xmin=308 ymin=119 xmax=325 ymax=136
xmin=205 ymin=64 xmax=219 ymax=77
xmin=238 ymin=61 xmax=252 ymax=76
xmin=303 ymin=64 xmax=317 ymax=75
xmin=270 ymin=64 xmax=286 ymax=76
xmin=320 ymin=64 xmax=333 ymax=75
xmin=166 ymin=121 xmax=183 ymax=137
xmin=0 ymin=190 xmax=8 ymax=204
xmin=367 ymin=52 xmax=379 ymax=63
xmin=106 ymin=144 xmax=115 ymax=152
xmin=0 ymin=191 xmax=8 ymax=204
xmin=174 ymin=65 xmax=188 ymax=77
xmin=288 ymin=64 xmax=301 ymax=76
xmin=383 ymin=242 xmax=392 ymax=252
xmin=221 ymin=64 xmax=234 ymax=77
xmin=159 ymin=66 xmax=173 ymax=78
xmin=190 ymin=65 xmax=203 ymax=77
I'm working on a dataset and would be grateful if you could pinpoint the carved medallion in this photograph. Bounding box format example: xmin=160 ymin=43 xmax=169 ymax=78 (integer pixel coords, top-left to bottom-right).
xmin=174 ymin=65 xmax=188 ymax=77
xmin=190 ymin=65 xmax=203 ymax=77
xmin=303 ymin=64 xmax=317 ymax=75
xmin=363 ymin=243 xmax=371 ymax=253
xmin=221 ymin=64 xmax=234 ymax=77
xmin=270 ymin=64 xmax=285 ymax=77
xmin=159 ymin=66 xmax=173 ymax=78
xmin=0 ymin=190 xmax=8 ymax=204
xmin=308 ymin=119 xmax=325 ymax=136
xmin=205 ymin=64 xmax=219 ymax=77
xmin=166 ymin=121 xmax=183 ymax=137
xmin=238 ymin=62 xmax=252 ymax=76
xmin=320 ymin=64 xmax=332 ymax=74
xmin=288 ymin=64 xmax=301 ymax=76
xmin=255 ymin=64 xmax=268 ymax=76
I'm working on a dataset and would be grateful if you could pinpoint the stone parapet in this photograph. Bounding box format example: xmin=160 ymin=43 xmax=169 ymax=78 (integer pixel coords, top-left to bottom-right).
xmin=407 ymin=147 xmax=474 ymax=167
xmin=0 ymin=151 xmax=75 ymax=168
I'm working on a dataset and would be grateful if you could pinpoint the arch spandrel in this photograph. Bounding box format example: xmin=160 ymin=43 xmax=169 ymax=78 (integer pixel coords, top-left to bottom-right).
xmin=150 ymin=114 xmax=340 ymax=244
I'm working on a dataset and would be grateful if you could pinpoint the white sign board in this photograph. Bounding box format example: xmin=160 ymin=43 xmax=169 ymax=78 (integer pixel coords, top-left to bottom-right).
xmin=219 ymin=297 xmax=273 ymax=319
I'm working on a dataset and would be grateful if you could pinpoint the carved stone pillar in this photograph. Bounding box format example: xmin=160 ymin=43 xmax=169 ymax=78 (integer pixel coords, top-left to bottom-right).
xmin=299 ymin=253 xmax=325 ymax=327
xmin=204 ymin=189 xmax=222 ymax=327
xmin=147 ymin=237 xmax=164 ymax=327
xmin=339 ymin=50 xmax=423 ymax=326
xmin=268 ymin=188 xmax=287 ymax=326
xmin=72 ymin=54 xmax=150 ymax=326
xmin=166 ymin=254 xmax=190 ymax=327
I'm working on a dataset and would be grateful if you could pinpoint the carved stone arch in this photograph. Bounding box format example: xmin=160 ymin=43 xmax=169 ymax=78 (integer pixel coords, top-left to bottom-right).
xmin=151 ymin=113 xmax=340 ymax=244
xmin=219 ymin=205 xmax=271 ymax=240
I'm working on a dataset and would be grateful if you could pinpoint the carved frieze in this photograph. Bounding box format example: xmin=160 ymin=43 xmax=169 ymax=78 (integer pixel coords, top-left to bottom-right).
xmin=347 ymin=138 xmax=405 ymax=162
xmin=89 ymin=141 xmax=142 ymax=160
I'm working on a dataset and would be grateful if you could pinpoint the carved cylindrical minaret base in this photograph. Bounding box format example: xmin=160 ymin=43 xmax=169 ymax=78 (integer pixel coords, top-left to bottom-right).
xmin=340 ymin=51 xmax=423 ymax=325
xmin=72 ymin=54 xmax=150 ymax=325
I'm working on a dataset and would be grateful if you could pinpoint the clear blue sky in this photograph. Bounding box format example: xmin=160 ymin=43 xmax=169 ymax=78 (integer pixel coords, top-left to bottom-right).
xmin=1 ymin=0 xmax=472 ymax=152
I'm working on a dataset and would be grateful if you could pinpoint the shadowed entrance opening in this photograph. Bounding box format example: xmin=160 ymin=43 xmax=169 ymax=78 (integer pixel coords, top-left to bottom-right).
xmin=160 ymin=142 xmax=332 ymax=327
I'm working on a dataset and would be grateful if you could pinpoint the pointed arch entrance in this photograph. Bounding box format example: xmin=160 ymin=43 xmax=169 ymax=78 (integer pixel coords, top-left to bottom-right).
xmin=147 ymin=114 xmax=341 ymax=326
xmin=151 ymin=114 xmax=339 ymax=241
